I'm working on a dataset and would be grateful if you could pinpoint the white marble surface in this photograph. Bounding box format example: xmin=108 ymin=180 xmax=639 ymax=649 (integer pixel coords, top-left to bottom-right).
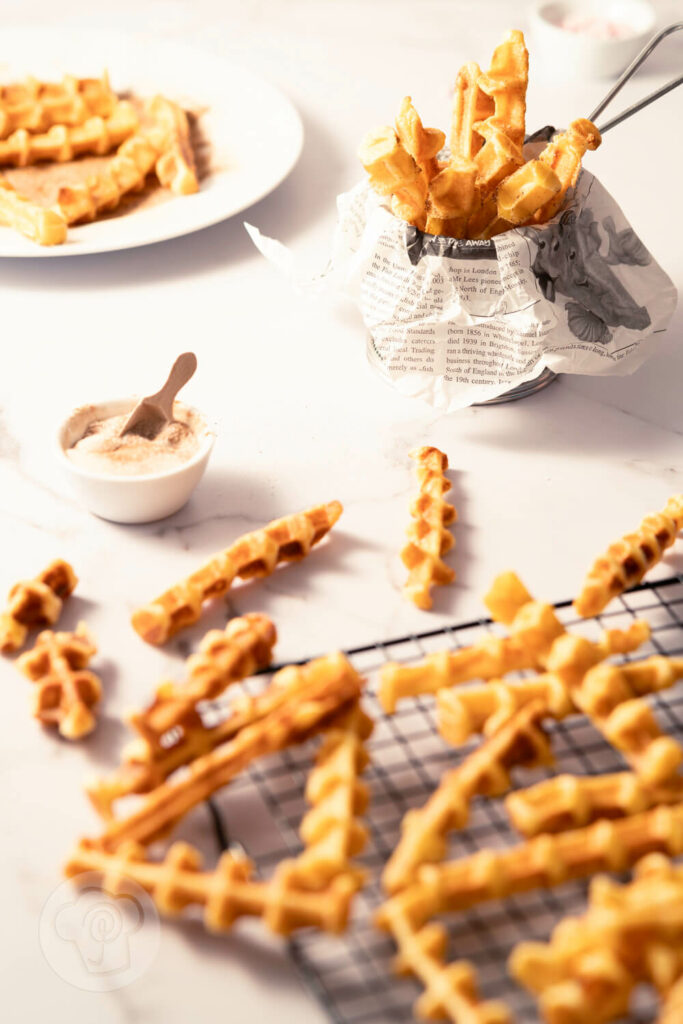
xmin=1 ymin=2 xmax=683 ymax=1022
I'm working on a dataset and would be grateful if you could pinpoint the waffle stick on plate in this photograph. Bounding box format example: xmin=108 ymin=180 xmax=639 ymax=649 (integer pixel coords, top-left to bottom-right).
xmin=17 ymin=623 xmax=101 ymax=739
xmin=383 ymin=701 xmax=552 ymax=894
xmin=436 ymin=621 xmax=650 ymax=745
xmin=293 ymin=701 xmax=373 ymax=888
xmin=88 ymin=652 xmax=363 ymax=851
xmin=147 ymin=95 xmax=198 ymax=196
xmin=0 ymin=72 xmax=116 ymax=138
xmin=0 ymin=100 xmax=138 ymax=167
xmin=0 ymin=558 xmax=77 ymax=652
xmin=507 ymin=771 xmax=683 ymax=838
xmin=65 ymin=839 xmax=358 ymax=936
xmin=131 ymin=501 xmax=343 ymax=645
xmin=573 ymin=494 xmax=683 ymax=617
xmin=401 ymin=446 xmax=456 ymax=610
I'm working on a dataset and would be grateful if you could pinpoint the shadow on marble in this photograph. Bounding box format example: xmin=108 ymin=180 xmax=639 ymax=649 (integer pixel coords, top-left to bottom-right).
xmin=58 ymin=594 xmax=98 ymax=634
xmin=0 ymin=107 xmax=342 ymax=289
xmin=78 ymin=709 xmax=129 ymax=767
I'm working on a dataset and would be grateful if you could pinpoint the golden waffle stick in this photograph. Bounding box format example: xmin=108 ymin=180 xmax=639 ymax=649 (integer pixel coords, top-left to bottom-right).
xmin=89 ymin=653 xmax=363 ymax=850
xmin=0 ymin=100 xmax=137 ymax=167
xmin=65 ymin=840 xmax=357 ymax=936
xmin=380 ymin=574 xmax=566 ymax=713
xmin=436 ymin=621 xmax=650 ymax=744
xmin=573 ymin=494 xmax=683 ymax=617
xmin=127 ymin=613 xmax=276 ymax=747
xmin=131 ymin=501 xmax=343 ymax=645
xmin=383 ymin=701 xmax=552 ymax=894
xmin=496 ymin=159 xmax=561 ymax=226
xmin=556 ymin=651 xmax=683 ymax=785
xmin=0 ymin=559 xmax=77 ymax=652
xmin=449 ymin=63 xmax=492 ymax=164
xmin=148 ymin=95 xmax=198 ymax=195
xmin=474 ymin=31 xmax=528 ymax=195
xmin=511 ymin=854 xmax=683 ymax=1023
xmin=393 ymin=96 xmax=444 ymax=230
xmin=294 ymin=701 xmax=373 ymax=887
xmin=17 ymin=623 xmax=101 ymax=739
xmin=506 ymin=772 xmax=683 ymax=837
xmin=466 ymin=193 xmax=513 ymax=240
xmin=0 ymin=72 xmax=116 ymax=138
xmin=658 ymin=974 xmax=683 ymax=1023
xmin=53 ymin=131 xmax=160 ymax=225
xmin=389 ymin=803 xmax=683 ymax=923
xmin=401 ymin=446 xmax=456 ymax=611
xmin=359 ymin=125 xmax=420 ymax=196
xmin=0 ymin=177 xmax=67 ymax=245
xmin=376 ymin=900 xmax=513 ymax=1024
xmin=533 ymin=118 xmax=602 ymax=224
xmin=87 ymin=654 xmax=342 ymax=819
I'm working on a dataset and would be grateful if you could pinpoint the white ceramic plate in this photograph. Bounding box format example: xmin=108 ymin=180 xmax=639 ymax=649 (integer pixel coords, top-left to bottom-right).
xmin=0 ymin=28 xmax=304 ymax=257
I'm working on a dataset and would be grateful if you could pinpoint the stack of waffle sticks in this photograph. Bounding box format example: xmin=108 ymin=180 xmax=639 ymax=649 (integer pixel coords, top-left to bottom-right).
xmin=374 ymin=493 xmax=683 ymax=1022
xmin=67 ymin=608 xmax=374 ymax=939
xmin=358 ymin=29 xmax=601 ymax=240
xmin=0 ymin=71 xmax=199 ymax=246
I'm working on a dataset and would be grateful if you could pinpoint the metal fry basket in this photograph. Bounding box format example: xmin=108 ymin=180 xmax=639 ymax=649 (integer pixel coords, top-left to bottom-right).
xmin=204 ymin=574 xmax=683 ymax=1024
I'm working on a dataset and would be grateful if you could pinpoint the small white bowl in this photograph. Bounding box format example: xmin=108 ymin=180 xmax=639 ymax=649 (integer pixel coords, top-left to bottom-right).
xmin=530 ymin=0 xmax=656 ymax=79
xmin=57 ymin=398 xmax=216 ymax=524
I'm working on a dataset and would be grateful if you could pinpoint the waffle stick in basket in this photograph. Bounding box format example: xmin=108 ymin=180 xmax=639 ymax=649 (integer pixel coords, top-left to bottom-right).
xmin=131 ymin=501 xmax=342 ymax=645
xmin=402 ymin=446 xmax=456 ymax=610
xmin=376 ymin=894 xmax=513 ymax=1024
xmin=87 ymin=652 xmax=363 ymax=851
xmin=17 ymin=624 xmax=101 ymax=739
xmin=292 ymin=701 xmax=373 ymax=889
xmin=383 ymin=701 xmax=552 ymax=894
xmin=511 ymin=853 xmax=683 ymax=1024
xmin=436 ymin=621 xmax=650 ymax=745
xmin=507 ymin=770 xmax=683 ymax=838
xmin=574 ymin=494 xmax=683 ymax=617
xmin=0 ymin=72 xmax=116 ymax=138
xmin=0 ymin=558 xmax=77 ymax=652
xmin=0 ymin=100 xmax=138 ymax=167
xmin=65 ymin=839 xmax=358 ymax=937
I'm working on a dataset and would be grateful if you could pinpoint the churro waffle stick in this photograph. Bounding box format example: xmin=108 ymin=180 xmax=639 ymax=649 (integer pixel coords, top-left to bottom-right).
xmin=376 ymin=899 xmax=513 ymax=1024
xmin=127 ymin=613 xmax=276 ymax=745
xmin=436 ymin=621 xmax=650 ymax=744
xmin=574 ymin=494 xmax=683 ymax=617
xmin=383 ymin=701 xmax=551 ymax=894
xmin=131 ymin=501 xmax=343 ymax=645
xmin=89 ymin=653 xmax=363 ymax=850
xmin=473 ymin=29 xmax=527 ymax=196
xmin=383 ymin=803 xmax=683 ymax=923
xmin=0 ymin=72 xmax=116 ymax=138
xmin=401 ymin=446 xmax=456 ymax=610
xmin=17 ymin=624 xmax=101 ymax=739
xmin=294 ymin=701 xmax=373 ymax=888
xmin=556 ymin=652 xmax=683 ymax=784
xmin=0 ymin=177 xmax=66 ymax=245
xmin=65 ymin=840 xmax=357 ymax=936
xmin=507 ymin=771 xmax=683 ymax=837
xmin=533 ymin=118 xmax=602 ymax=224
xmin=0 ymin=559 xmax=76 ymax=651
xmin=0 ymin=100 xmax=137 ymax=167
xmin=148 ymin=95 xmax=198 ymax=195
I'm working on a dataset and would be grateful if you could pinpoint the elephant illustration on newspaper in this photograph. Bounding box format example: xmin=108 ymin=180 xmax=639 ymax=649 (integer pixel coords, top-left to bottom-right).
xmin=525 ymin=207 xmax=652 ymax=345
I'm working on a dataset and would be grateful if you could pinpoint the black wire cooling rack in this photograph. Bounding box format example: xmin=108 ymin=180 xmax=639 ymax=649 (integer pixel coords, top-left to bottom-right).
xmin=206 ymin=574 xmax=683 ymax=1024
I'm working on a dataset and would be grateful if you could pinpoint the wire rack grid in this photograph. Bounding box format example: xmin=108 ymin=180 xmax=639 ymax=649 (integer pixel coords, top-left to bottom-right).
xmin=204 ymin=574 xmax=683 ymax=1024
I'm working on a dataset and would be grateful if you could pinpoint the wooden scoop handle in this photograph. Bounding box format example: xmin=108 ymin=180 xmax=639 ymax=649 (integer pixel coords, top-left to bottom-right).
xmin=149 ymin=352 xmax=198 ymax=421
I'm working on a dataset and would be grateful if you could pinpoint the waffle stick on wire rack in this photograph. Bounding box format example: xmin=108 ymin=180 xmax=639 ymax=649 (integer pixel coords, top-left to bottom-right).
xmin=184 ymin=572 xmax=683 ymax=1024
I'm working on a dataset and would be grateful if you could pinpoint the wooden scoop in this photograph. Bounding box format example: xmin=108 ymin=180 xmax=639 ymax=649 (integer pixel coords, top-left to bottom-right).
xmin=120 ymin=352 xmax=198 ymax=440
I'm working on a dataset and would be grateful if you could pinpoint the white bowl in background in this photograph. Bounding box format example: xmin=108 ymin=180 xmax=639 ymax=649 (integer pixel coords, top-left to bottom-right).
xmin=57 ymin=398 xmax=216 ymax=524
xmin=529 ymin=0 xmax=657 ymax=79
